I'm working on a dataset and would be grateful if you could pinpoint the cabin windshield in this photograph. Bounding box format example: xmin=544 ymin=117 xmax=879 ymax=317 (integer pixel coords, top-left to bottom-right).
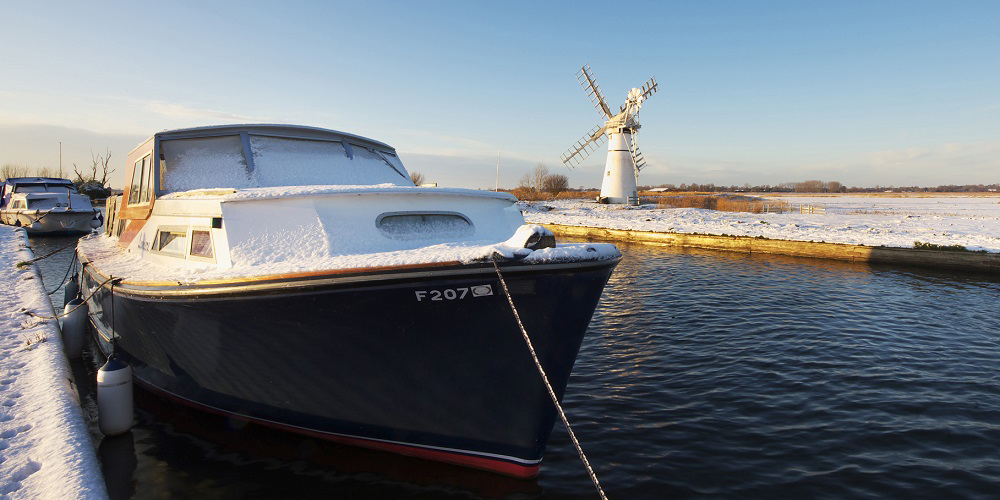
xmin=25 ymin=198 xmax=68 ymax=210
xmin=159 ymin=134 xmax=410 ymax=193
xmin=12 ymin=183 xmax=75 ymax=193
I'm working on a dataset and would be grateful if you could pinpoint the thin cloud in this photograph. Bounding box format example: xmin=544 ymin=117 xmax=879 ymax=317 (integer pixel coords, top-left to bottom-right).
xmin=139 ymin=100 xmax=259 ymax=123
xmin=864 ymin=141 xmax=1000 ymax=168
xmin=393 ymin=129 xmax=545 ymax=166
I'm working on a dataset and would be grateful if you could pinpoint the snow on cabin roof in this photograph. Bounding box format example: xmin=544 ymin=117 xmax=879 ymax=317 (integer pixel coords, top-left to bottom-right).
xmin=3 ymin=177 xmax=74 ymax=184
xmin=159 ymin=184 xmax=520 ymax=202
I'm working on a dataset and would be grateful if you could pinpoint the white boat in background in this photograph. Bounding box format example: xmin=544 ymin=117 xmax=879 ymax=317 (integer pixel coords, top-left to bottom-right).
xmin=0 ymin=177 xmax=100 ymax=235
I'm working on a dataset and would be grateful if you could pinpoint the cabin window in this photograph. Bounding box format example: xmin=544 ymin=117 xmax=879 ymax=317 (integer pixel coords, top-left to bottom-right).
xmin=12 ymin=184 xmax=62 ymax=193
xmin=161 ymin=135 xmax=251 ymax=192
xmin=379 ymin=151 xmax=408 ymax=180
xmin=189 ymin=230 xmax=214 ymax=259
xmin=376 ymin=212 xmax=474 ymax=241
xmin=155 ymin=229 xmax=188 ymax=256
xmin=249 ymin=136 xmax=411 ymax=187
xmin=128 ymin=154 xmax=153 ymax=205
xmin=129 ymin=159 xmax=142 ymax=204
xmin=138 ymin=155 xmax=152 ymax=203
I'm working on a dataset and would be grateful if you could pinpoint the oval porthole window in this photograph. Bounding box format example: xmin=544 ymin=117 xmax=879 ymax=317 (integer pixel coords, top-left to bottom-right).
xmin=376 ymin=212 xmax=474 ymax=241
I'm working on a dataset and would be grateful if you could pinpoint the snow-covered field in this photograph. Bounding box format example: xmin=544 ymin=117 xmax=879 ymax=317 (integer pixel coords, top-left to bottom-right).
xmin=523 ymin=195 xmax=1000 ymax=253
xmin=0 ymin=227 xmax=106 ymax=499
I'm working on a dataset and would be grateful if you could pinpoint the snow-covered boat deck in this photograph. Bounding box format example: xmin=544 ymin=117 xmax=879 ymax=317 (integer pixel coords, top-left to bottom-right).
xmin=0 ymin=226 xmax=106 ymax=499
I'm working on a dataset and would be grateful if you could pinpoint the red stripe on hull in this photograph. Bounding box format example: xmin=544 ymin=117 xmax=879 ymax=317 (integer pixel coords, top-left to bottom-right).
xmin=134 ymin=378 xmax=541 ymax=479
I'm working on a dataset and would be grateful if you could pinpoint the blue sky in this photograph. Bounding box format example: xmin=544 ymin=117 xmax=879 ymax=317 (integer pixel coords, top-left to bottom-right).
xmin=1 ymin=0 xmax=998 ymax=189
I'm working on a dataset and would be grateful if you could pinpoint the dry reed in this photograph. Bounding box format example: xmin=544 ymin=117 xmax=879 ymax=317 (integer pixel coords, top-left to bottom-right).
xmin=658 ymin=194 xmax=790 ymax=213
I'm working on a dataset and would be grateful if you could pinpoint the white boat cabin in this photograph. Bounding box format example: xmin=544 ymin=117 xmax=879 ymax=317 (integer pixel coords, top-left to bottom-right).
xmin=107 ymin=124 xmax=524 ymax=272
xmin=1 ymin=177 xmax=91 ymax=210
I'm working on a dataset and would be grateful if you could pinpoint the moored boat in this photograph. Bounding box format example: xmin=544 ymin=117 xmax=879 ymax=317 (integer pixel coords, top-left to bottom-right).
xmin=0 ymin=177 xmax=100 ymax=234
xmin=76 ymin=124 xmax=620 ymax=477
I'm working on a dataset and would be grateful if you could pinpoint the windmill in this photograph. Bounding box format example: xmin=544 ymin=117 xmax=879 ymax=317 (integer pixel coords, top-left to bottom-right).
xmin=561 ymin=65 xmax=658 ymax=204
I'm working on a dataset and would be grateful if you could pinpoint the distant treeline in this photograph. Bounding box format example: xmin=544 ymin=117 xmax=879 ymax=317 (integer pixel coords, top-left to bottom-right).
xmin=637 ymin=180 xmax=1000 ymax=194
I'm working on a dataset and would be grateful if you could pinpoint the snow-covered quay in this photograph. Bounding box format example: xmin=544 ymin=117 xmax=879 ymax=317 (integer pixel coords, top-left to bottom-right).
xmin=0 ymin=226 xmax=106 ymax=499
xmin=523 ymin=195 xmax=1000 ymax=254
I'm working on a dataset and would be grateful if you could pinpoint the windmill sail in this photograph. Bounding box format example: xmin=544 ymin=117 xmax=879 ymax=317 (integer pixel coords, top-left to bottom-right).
xmin=629 ymin=142 xmax=647 ymax=173
xmin=577 ymin=65 xmax=613 ymax=119
xmin=620 ymin=77 xmax=658 ymax=113
xmin=561 ymin=125 xmax=607 ymax=167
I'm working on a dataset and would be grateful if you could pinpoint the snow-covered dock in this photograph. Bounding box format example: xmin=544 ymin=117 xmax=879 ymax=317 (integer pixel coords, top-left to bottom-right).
xmin=524 ymin=195 xmax=1000 ymax=272
xmin=0 ymin=226 xmax=106 ymax=499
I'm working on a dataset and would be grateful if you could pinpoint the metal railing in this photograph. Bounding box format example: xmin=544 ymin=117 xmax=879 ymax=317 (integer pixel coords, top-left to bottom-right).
xmin=761 ymin=202 xmax=826 ymax=214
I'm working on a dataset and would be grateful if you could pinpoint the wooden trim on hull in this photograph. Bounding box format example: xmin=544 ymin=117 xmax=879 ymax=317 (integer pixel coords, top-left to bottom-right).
xmin=79 ymin=255 xmax=622 ymax=298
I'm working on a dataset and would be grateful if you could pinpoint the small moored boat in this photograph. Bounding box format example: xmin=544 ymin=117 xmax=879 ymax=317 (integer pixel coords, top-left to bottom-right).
xmin=0 ymin=177 xmax=100 ymax=234
xmin=77 ymin=124 xmax=620 ymax=477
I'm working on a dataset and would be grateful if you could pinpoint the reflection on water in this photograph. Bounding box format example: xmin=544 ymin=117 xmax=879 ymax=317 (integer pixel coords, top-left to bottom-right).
xmin=546 ymin=243 xmax=1000 ymax=500
xmin=29 ymin=235 xmax=1000 ymax=499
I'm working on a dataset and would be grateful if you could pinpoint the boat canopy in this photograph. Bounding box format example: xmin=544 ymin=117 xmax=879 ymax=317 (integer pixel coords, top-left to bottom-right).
xmin=1 ymin=177 xmax=79 ymax=207
xmin=3 ymin=177 xmax=76 ymax=191
xmin=144 ymin=125 xmax=414 ymax=195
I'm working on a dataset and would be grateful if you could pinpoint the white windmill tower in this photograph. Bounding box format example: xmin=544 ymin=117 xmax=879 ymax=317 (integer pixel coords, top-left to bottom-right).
xmin=561 ymin=65 xmax=658 ymax=205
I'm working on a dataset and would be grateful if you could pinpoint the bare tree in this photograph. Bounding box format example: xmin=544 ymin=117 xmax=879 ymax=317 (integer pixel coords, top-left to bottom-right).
xmin=409 ymin=171 xmax=425 ymax=186
xmin=795 ymin=180 xmax=825 ymax=193
xmin=530 ymin=164 xmax=550 ymax=192
xmin=518 ymin=172 xmax=533 ymax=190
xmin=825 ymin=181 xmax=844 ymax=193
xmin=542 ymin=173 xmax=569 ymax=196
xmin=0 ymin=164 xmax=30 ymax=180
xmin=72 ymin=148 xmax=115 ymax=199
xmin=35 ymin=167 xmax=55 ymax=177
xmin=73 ymin=148 xmax=115 ymax=187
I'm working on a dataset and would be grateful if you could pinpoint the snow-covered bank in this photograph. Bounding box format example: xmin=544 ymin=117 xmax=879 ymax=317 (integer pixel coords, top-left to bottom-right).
xmin=0 ymin=227 xmax=106 ymax=499
xmin=523 ymin=195 xmax=1000 ymax=253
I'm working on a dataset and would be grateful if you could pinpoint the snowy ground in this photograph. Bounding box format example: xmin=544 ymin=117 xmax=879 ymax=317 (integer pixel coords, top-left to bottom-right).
xmin=523 ymin=195 xmax=1000 ymax=253
xmin=0 ymin=227 xmax=106 ymax=499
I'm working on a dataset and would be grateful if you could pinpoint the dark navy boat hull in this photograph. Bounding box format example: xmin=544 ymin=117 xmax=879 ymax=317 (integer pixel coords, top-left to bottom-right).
xmin=80 ymin=258 xmax=618 ymax=477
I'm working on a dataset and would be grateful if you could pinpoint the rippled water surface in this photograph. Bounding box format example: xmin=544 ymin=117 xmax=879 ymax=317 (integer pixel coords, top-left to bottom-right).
xmin=31 ymin=236 xmax=1000 ymax=499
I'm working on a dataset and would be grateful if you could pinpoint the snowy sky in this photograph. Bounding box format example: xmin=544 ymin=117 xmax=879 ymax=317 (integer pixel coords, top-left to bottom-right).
xmin=1 ymin=0 xmax=998 ymax=190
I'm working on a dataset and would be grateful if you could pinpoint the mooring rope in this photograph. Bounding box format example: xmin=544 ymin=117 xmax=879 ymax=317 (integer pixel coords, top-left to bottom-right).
xmin=491 ymin=258 xmax=609 ymax=500
xmin=46 ymin=251 xmax=78 ymax=295
xmin=26 ymin=276 xmax=116 ymax=320
xmin=22 ymin=239 xmax=79 ymax=264
xmin=13 ymin=209 xmax=52 ymax=229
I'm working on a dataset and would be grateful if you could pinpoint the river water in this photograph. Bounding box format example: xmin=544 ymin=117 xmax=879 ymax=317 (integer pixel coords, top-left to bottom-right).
xmin=29 ymin=236 xmax=1000 ymax=500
